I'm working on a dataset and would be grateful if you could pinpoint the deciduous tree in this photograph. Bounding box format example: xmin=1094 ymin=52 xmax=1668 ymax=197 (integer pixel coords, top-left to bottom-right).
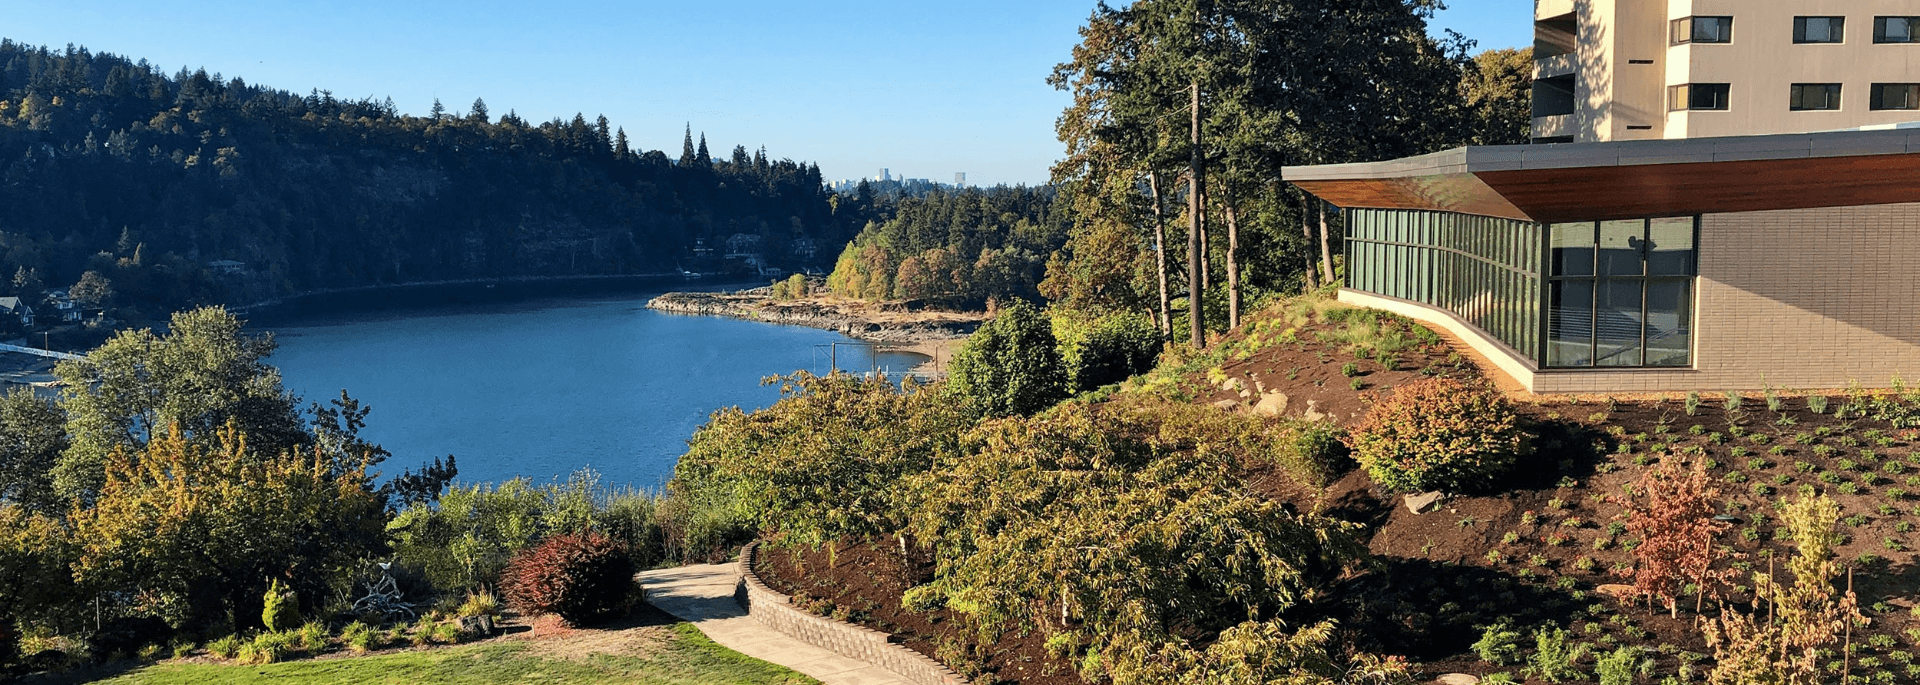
xmin=51 ymin=307 xmax=304 ymax=502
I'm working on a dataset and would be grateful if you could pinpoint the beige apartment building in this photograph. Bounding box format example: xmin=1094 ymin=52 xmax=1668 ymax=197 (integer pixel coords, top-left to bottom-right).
xmin=1533 ymin=0 xmax=1920 ymax=142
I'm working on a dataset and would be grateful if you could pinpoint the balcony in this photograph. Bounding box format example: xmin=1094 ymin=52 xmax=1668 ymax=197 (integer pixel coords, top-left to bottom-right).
xmin=1534 ymin=52 xmax=1576 ymax=80
xmin=1535 ymin=0 xmax=1573 ymax=21
xmin=1532 ymin=114 xmax=1576 ymax=141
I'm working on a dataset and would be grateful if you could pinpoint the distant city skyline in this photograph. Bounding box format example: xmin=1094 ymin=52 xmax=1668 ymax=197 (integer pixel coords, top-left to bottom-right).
xmin=0 ymin=0 xmax=1530 ymax=187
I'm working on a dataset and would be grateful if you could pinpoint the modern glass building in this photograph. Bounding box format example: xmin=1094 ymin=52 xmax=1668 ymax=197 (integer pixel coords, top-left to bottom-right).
xmin=1290 ymin=127 xmax=1920 ymax=393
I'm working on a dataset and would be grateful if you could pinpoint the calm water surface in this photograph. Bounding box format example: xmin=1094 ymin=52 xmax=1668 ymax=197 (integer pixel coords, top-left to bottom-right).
xmin=268 ymin=294 xmax=923 ymax=490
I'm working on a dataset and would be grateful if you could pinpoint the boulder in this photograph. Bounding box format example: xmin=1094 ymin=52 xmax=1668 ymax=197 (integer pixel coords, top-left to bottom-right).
xmin=1434 ymin=675 xmax=1480 ymax=685
xmin=1595 ymin=584 xmax=1638 ymax=600
xmin=1211 ymin=399 xmax=1241 ymax=412
xmin=1404 ymin=491 xmax=1445 ymax=514
xmin=1252 ymin=392 xmax=1290 ymax=416
xmin=455 ymin=614 xmax=496 ymax=638
xmin=1302 ymin=399 xmax=1329 ymax=422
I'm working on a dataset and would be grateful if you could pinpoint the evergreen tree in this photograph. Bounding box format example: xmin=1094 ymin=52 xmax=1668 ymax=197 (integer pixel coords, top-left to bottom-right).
xmin=468 ymin=97 xmax=488 ymax=123
xmin=613 ymin=127 xmax=630 ymax=159
xmin=945 ymin=299 xmax=1067 ymax=418
xmin=696 ymin=133 xmax=711 ymax=166
xmin=680 ymin=123 xmax=696 ymax=165
xmin=429 ymin=97 xmax=446 ymax=120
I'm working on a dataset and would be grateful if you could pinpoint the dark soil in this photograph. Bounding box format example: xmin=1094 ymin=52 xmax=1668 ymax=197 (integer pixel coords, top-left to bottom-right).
xmin=754 ymin=542 xmax=1080 ymax=685
xmin=750 ymin=307 xmax=1920 ymax=684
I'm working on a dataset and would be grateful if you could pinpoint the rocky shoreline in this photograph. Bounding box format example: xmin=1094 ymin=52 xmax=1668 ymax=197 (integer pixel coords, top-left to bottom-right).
xmin=645 ymin=291 xmax=981 ymax=344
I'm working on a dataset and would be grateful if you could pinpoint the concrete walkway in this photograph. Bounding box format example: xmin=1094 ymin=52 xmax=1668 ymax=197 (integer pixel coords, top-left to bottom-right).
xmin=638 ymin=562 xmax=915 ymax=685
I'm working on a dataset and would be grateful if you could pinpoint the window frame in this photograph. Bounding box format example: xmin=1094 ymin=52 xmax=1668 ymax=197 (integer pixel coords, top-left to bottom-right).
xmin=1875 ymin=16 xmax=1920 ymax=43
xmin=1542 ymin=217 xmax=1700 ymax=369
xmin=1669 ymin=83 xmax=1731 ymax=111
xmin=1672 ymin=16 xmax=1734 ymax=45
xmin=1794 ymin=16 xmax=1846 ymax=44
xmin=1789 ymin=83 xmax=1843 ymax=111
xmin=1870 ymin=83 xmax=1920 ymax=110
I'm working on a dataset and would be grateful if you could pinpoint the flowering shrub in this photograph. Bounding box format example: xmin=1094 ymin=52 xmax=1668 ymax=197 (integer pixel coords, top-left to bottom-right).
xmin=500 ymin=531 xmax=638 ymax=625
xmin=1344 ymin=378 xmax=1530 ymax=493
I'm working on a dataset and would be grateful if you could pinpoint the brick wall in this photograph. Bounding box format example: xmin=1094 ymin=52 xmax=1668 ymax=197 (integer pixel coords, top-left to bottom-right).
xmin=737 ymin=542 xmax=969 ymax=685
xmin=1348 ymin=202 xmax=1920 ymax=394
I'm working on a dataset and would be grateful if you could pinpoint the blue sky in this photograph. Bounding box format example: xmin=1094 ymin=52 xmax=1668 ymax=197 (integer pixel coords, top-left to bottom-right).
xmin=1 ymin=0 xmax=1530 ymax=186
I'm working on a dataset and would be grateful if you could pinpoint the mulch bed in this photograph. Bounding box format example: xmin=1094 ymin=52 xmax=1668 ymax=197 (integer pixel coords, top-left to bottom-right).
xmin=753 ymin=541 xmax=1080 ymax=685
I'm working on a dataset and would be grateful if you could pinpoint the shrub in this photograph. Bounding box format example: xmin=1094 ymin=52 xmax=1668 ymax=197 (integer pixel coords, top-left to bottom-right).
xmin=456 ymin=590 xmax=501 ymax=618
xmin=1473 ymin=622 xmax=1523 ymax=665
xmin=262 ymin=578 xmax=301 ymax=632
xmin=1345 ymin=378 xmax=1531 ymax=493
xmin=340 ymin=621 xmax=377 ymax=654
xmin=500 ymin=531 xmax=639 ymax=626
xmin=1525 ymin=626 xmax=1589 ymax=683
xmin=1596 ymin=646 xmax=1651 ymax=685
xmin=207 ymin=634 xmax=242 ymax=660
xmin=946 ymin=299 xmax=1068 ymax=418
xmin=1052 ymin=309 xmax=1160 ymax=394
xmin=295 ymin=620 xmax=329 ymax=652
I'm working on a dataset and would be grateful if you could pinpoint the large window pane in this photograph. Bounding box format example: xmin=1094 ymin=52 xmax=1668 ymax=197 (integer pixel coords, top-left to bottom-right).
xmin=1647 ymin=217 xmax=1695 ymax=275
xmin=1645 ymin=280 xmax=1692 ymax=367
xmin=1551 ymin=222 xmax=1595 ymax=276
xmin=1548 ymin=280 xmax=1594 ymax=367
xmin=1598 ymin=219 xmax=1645 ymax=276
xmin=1595 ymin=279 xmax=1644 ymax=367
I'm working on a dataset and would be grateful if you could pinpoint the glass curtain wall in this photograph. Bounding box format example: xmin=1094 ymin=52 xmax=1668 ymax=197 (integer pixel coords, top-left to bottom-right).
xmin=1546 ymin=218 xmax=1696 ymax=367
xmin=1345 ymin=208 xmax=1697 ymax=369
xmin=1344 ymin=208 xmax=1543 ymax=361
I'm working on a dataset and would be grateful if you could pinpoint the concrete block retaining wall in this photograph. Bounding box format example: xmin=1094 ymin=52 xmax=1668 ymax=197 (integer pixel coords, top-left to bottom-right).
xmin=737 ymin=542 xmax=969 ymax=685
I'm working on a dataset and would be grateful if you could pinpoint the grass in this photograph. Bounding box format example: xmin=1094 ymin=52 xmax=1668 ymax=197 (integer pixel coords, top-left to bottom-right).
xmin=79 ymin=623 xmax=814 ymax=685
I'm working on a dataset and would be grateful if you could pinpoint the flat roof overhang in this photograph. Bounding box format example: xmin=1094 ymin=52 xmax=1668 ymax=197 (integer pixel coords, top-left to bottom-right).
xmin=1286 ymin=129 xmax=1920 ymax=224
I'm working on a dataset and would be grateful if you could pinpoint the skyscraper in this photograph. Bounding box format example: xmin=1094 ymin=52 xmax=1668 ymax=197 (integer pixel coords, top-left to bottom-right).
xmin=954 ymin=172 xmax=966 ymax=187
xmin=879 ymin=168 xmax=891 ymax=182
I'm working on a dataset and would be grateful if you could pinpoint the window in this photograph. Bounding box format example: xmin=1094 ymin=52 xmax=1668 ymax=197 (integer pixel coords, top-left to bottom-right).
xmin=1790 ymin=83 xmax=1843 ymax=111
xmin=1546 ymin=218 xmax=1696 ymax=368
xmin=1672 ymin=16 xmax=1733 ymax=44
xmin=1794 ymin=16 xmax=1845 ymax=43
xmin=1343 ymin=209 xmax=1542 ymax=362
xmin=1669 ymin=83 xmax=1731 ymax=111
xmin=1876 ymin=16 xmax=1919 ymax=43
xmin=1871 ymin=83 xmax=1920 ymax=110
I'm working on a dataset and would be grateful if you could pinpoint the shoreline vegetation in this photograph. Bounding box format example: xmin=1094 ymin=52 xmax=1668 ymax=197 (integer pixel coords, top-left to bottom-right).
xmin=646 ymin=290 xmax=982 ymax=375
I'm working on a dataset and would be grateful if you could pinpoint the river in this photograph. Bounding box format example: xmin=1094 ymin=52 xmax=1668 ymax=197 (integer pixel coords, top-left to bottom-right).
xmin=266 ymin=293 xmax=926 ymax=491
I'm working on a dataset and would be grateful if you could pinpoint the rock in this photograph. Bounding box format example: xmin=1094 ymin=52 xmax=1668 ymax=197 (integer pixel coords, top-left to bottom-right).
xmin=1302 ymin=399 xmax=1328 ymax=422
xmin=455 ymin=614 xmax=496 ymax=637
xmin=1252 ymin=392 xmax=1290 ymax=416
xmin=1434 ymin=675 xmax=1480 ymax=685
xmin=1254 ymin=379 xmax=1267 ymax=393
xmin=1211 ymin=399 xmax=1241 ymax=411
xmin=1596 ymin=584 xmax=1638 ymax=600
xmin=1404 ymin=491 xmax=1445 ymax=514
xmin=1222 ymin=377 xmax=1244 ymax=393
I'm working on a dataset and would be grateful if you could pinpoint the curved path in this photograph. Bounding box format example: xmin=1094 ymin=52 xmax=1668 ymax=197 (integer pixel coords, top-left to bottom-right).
xmin=638 ymin=562 xmax=915 ymax=685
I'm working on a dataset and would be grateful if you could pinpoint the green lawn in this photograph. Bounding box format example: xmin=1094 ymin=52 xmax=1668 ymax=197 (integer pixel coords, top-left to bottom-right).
xmin=80 ymin=623 xmax=815 ymax=685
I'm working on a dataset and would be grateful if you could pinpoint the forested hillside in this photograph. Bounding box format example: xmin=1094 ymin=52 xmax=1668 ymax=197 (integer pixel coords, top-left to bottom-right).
xmin=0 ymin=41 xmax=871 ymax=320
xmin=825 ymin=186 xmax=1066 ymax=307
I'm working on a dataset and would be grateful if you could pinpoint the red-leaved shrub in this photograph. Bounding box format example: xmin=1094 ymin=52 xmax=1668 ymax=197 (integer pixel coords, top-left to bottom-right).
xmin=500 ymin=531 xmax=638 ymax=625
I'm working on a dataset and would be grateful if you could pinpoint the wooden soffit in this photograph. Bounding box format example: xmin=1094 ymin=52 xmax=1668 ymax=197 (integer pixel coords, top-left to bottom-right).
xmin=1287 ymin=129 xmax=1920 ymax=224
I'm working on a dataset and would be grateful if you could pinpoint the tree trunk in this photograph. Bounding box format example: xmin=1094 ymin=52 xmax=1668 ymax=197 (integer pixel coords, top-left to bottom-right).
xmin=1318 ymin=198 xmax=1337 ymax=286
xmin=1298 ymin=191 xmax=1319 ymax=290
xmin=1187 ymin=80 xmax=1204 ymax=347
xmin=1198 ymin=186 xmax=1210 ymax=293
xmin=1147 ymin=170 xmax=1173 ymax=339
xmin=1221 ymin=184 xmax=1242 ymax=330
